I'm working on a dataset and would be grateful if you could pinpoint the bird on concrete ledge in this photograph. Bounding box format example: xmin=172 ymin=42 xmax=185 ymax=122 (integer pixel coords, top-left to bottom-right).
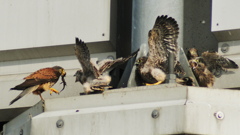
xmin=74 ymin=37 xmax=139 ymax=94
xmin=135 ymin=15 xmax=185 ymax=86
xmin=187 ymin=48 xmax=238 ymax=87
xmin=9 ymin=66 xmax=66 ymax=105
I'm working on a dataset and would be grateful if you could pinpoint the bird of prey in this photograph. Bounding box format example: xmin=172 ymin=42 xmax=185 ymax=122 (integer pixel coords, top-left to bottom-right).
xmin=136 ymin=56 xmax=192 ymax=86
xmin=187 ymin=48 xmax=238 ymax=76
xmin=9 ymin=66 xmax=66 ymax=105
xmin=74 ymin=38 xmax=138 ymax=94
xmin=135 ymin=15 xmax=184 ymax=86
xmin=189 ymin=59 xmax=214 ymax=87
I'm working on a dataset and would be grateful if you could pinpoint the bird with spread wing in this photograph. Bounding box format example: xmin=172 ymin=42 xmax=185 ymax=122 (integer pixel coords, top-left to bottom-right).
xmin=9 ymin=66 xmax=66 ymax=105
xmin=135 ymin=15 xmax=185 ymax=86
xmin=74 ymin=38 xmax=138 ymax=94
xmin=187 ymin=48 xmax=238 ymax=87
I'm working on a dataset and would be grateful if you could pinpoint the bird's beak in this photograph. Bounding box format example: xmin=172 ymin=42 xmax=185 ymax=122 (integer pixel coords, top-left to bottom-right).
xmin=61 ymin=70 xmax=66 ymax=77
xmin=189 ymin=60 xmax=198 ymax=69
xmin=135 ymin=61 xmax=140 ymax=66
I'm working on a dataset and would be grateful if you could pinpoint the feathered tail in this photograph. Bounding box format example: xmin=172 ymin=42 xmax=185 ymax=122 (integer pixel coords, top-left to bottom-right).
xmin=9 ymin=85 xmax=39 ymax=105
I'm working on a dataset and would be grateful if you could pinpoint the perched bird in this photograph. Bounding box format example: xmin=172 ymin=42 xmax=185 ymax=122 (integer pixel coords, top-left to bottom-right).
xmin=187 ymin=48 xmax=239 ymax=87
xmin=9 ymin=66 xmax=66 ymax=105
xmin=74 ymin=38 xmax=138 ymax=94
xmin=136 ymin=57 xmax=193 ymax=86
xmin=135 ymin=15 xmax=184 ymax=86
xmin=187 ymin=47 xmax=238 ymax=80
xmin=189 ymin=59 xmax=214 ymax=87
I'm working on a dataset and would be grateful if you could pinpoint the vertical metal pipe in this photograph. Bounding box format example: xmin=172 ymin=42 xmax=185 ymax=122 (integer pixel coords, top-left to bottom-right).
xmin=167 ymin=52 xmax=176 ymax=83
xmin=169 ymin=53 xmax=174 ymax=74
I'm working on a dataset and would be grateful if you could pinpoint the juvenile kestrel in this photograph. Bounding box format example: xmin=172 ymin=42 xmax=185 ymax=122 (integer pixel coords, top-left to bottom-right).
xmin=74 ymin=38 xmax=138 ymax=94
xmin=136 ymin=15 xmax=184 ymax=86
xmin=188 ymin=48 xmax=238 ymax=75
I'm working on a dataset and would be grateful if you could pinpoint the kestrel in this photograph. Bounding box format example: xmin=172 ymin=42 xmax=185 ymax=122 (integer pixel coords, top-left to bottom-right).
xmin=135 ymin=15 xmax=184 ymax=86
xmin=74 ymin=38 xmax=138 ymax=94
xmin=10 ymin=66 xmax=66 ymax=105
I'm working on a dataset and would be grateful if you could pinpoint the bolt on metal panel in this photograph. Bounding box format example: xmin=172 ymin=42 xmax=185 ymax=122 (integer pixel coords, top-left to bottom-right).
xmin=5 ymin=85 xmax=240 ymax=135
xmin=31 ymin=104 xmax=185 ymax=135
xmin=218 ymin=40 xmax=240 ymax=56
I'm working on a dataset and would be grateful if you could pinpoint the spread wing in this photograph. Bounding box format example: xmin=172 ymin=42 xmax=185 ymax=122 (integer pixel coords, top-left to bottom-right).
xmin=147 ymin=15 xmax=180 ymax=73
xmin=201 ymin=51 xmax=238 ymax=72
xmin=153 ymin=15 xmax=179 ymax=56
xmin=217 ymin=56 xmax=239 ymax=69
xmin=75 ymin=38 xmax=99 ymax=78
xmin=98 ymin=49 xmax=139 ymax=74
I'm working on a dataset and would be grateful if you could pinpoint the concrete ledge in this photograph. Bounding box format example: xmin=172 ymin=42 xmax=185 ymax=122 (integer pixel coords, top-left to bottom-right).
xmin=3 ymin=85 xmax=240 ymax=135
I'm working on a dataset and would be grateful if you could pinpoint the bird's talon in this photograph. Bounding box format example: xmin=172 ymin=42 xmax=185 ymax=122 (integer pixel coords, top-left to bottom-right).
xmin=49 ymin=88 xmax=59 ymax=94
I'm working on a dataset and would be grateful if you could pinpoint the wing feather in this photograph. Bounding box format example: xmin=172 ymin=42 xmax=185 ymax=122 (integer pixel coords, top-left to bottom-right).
xmin=75 ymin=38 xmax=99 ymax=78
xmin=153 ymin=15 xmax=179 ymax=54
xmin=202 ymin=51 xmax=239 ymax=72
xmin=146 ymin=15 xmax=180 ymax=74
xmin=11 ymin=79 xmax=57 ymax=90
xmin=98 ymin=49 xmax=139 ymax=74
xmin=24 ymin=68 xmax=59 ymax=80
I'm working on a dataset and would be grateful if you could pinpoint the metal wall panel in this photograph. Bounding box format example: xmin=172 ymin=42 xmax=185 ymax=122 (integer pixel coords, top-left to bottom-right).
xmin=212 ymin=0 xmax=240 ymax=32
xmin=0 ymin=0 xmax=110 ymax=51
xmin=212 ymin=0 xmax=240 ymax=41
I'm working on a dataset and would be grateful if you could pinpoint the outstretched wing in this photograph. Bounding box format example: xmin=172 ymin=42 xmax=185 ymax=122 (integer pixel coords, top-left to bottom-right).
xmin=75 ymin=38 xmax=99 ymax=78
xmin=202 ymin=51 xmax=239 ymax=71
xmin=147 ymin=15 xmax=180 ymax=74
xmin=153 ymin=15 xmax=179 ymax=55
xmin=98 ymin=49 xmax=139 ymax=74
xmin=216 ymin=55 xmax=239 ymax=69
xmin=147 ymin=15 xmax=179 ymax=64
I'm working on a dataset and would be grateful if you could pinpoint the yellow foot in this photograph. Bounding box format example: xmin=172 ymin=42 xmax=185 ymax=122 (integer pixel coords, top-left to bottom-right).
xmin=49 ymin=88 xmax=59 ymax=95
xmin=145 ymin=81 xmax=163 ymax=86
